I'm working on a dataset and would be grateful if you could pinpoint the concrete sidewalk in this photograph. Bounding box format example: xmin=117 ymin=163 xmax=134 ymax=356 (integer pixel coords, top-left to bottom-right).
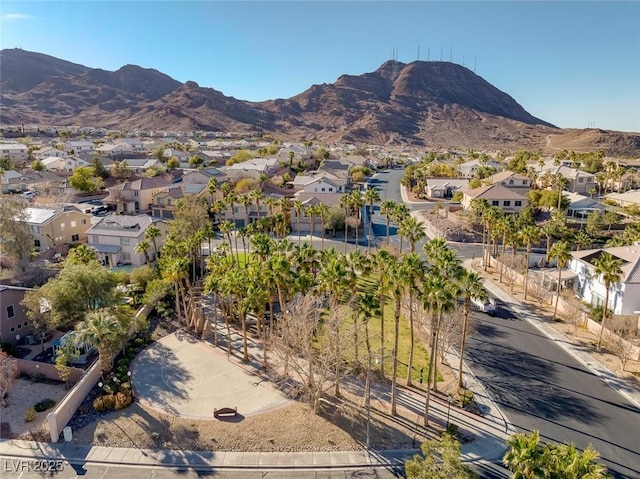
xmin=468 ymin=258 xmax=640 ymax=410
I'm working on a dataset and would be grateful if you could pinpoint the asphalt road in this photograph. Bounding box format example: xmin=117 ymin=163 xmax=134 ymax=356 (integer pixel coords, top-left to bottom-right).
xmin=465 ymin=305 xmax=640 ymax=479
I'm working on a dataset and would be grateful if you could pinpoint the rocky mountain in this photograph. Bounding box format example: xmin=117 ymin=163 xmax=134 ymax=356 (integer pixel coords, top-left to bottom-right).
xmin=2 ymin=49 xmax=638 ymax=155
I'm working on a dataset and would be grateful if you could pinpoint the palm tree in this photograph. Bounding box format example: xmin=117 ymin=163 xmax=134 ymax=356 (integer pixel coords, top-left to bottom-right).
xmin=340 ymin=194 xmax=352 ymax=253
xmin=356 ymin=291 xmax=381 ymax=431
xmin=380 ymin=199 xmax=397 ymax=243
xmin=573 ymin=230 xmax=593 ymax=251
xmin=549 ymin=443 xmax=610 ymax=479
xmin=75 ymin=309 xmax=121 ymax=375
xmin=519 ymin=226 xmax=541 ymax=300
xmin=372 ymin=248 xmax=392 ymax=378
xmin=66 ymin=244 xmax=98 ymax=265
xmin=292 ymin=199 xmax=304 ymax=244
xmin=317 ymin=203 xmax=330 ymax=251
xmin=403 ymin=252 xmax=425 ymax=386
xmin=592 ymin=252 xmax=624 ymax=352
xmin=145 ymin=224 xmax=162 ymax=262
xmin=502 ymin=431 xmax=547 ymax=479
xmin=388 ymin=254 xmax=407 ymax=416
xmin=549 ymin=241 xmax=572 ymax=319
xmin=134 ymin=240 xmax=151 ymax=267
xmin=349 ymin=190 xmax=365 ymax=251
xmin=364 ymin=187 xmax=380 ymax=251
xmin=456 ymin=270 xmax=487 ymax=389
xmin=399 ymin=216 xmax=426 ymax=253
xmin=207 ymin=177 xmax=218 ymax=205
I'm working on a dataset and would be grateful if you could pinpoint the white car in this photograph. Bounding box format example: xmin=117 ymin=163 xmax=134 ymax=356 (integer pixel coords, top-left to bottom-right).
xmin=472 ymin=297 xmax=497 ymax=315
xmin=22 ymin=190 xmax=37 ymax=199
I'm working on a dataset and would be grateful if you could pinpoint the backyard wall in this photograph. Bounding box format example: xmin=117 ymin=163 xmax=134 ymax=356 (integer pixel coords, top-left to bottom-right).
xmin=17 ymin=358 xmax=84 ymax=384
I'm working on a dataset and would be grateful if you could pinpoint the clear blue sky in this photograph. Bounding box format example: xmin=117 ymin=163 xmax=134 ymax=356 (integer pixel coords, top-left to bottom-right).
xmin=2 ymin=1 xmax=639 ymax=133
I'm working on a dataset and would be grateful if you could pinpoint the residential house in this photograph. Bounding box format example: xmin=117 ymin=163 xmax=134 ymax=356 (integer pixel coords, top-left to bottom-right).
xmin=291 ymin=171 xmax=350 ymax=194
xmin=163 ymin=148 xmax=190 ymax=164
xmin=606 ymin=189 xmax=640 ymax=207
xmin=105 ymin=176 xmax=173 ymax=214
xmin=424 ymin=178 xmax=469 ymax=199
xmin=535 ymin=161 xmax=597 ymax=194
xmin=0 ymin=285 xmax=34 ymax=345
xmin=461 ymin=184 xmax=528 ymax=213
xmin=181 ymin=168 xmax=226 ymax=186
xmin=222 ymin=157 xmax=280 ymax=180
xmin=63 ymin=140 xmax=94 ymax=156
xmin=570 ymin=245 xmax=640 ymax=315
xmin=0 ymin=143 xmax=28 ymax=162
xmin=25 ymin=206 xmax=92 ymax=253
xmin=458 ymin=159 xmax=502 ymax=178
xmin=0 ymin=169 xmax=23 ymax=193
xmin=42 ymin=155 xmax=91 ymax=172
xmin=110 ymin=159 xmax=160 ymax=176
xmin=34 ymin=147 xmax=67 ymax=160
xmin=290 ymin=192 xmax=344 ymax=234
xmin=151 ymin=183 xmax=208 ymax=220
xmin=564 ymin=191 xmax=606 ymax=221
xmin=486 ymin=171 xmax=532 ymax=192
xmin=19 ymin=170 xmax=67 ymax=195
xmin=86 ymin=214 xmax=168 ymax=267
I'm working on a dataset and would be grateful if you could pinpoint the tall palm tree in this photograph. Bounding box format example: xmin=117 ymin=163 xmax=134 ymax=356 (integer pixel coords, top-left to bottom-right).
xmin=240 ymin=193 xmax=253 ymax=228
xmin=380 ymin=199 xmax=397 ymax=243
xmin=134 ymin=240 xmax=151 ymax=267
xmin=364 ymin=187 xmax=380 ymax=251
xmin=349 ymin=190 xmax=365 ymax=251
xmin=145 ymin=224 xmax=162 ymax=262
xmin=402 ymin=252 xmax=425 ymax=386
xmin=207 ymin=177 xmax=218 ymax=205
xmin=317 ymin=203 xmax=330 ymax=251
xmin=399 ymin=216 xmax=426 ymax=253
xmin=502 ymin=431 xmax=546 ymax=479
xmin=66 ymin=244 xmax=98 ymax=265
xmin=75 ymin=309 xmax=121 ymax=375
xmin=356 ymin=291 xmax=381 ymax=431
xmin=372 ymin=248 xmax=392 ymax=378
xmin=592 ymin=252 xmax=624 ymax=352
xmin=572 ymin=230 xmax=593 ymax=251
xmin=519 ymin=225 xmax=541 ymax=300
xmin=388 ymin=254 xmax=407 ymax=416
xmin=549 ymin=241 xmax=572 ymax=319
xmin=456 ymin=270 xmax=487 ymax=389
xmin=549 ymin=443 xmax=610 ymax=479
xmin=340 ymin=194 xmax=352 ymax=253
xmin=292 ymin=199 xmax=304 ymax=244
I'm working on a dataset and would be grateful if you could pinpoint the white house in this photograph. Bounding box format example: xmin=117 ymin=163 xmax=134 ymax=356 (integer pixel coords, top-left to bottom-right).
xmin=458 ymin=159 xmax=502 ymax=178
xmin=64 ymin=140 xmax=94 ymax=155
xmin=222 ymin=157 xmax=280 ymax=180
xmin=0 ymin=143 xmax=28 ymax=162
xmin=1 ymin=169 xmax=23 ymax=192
xmin=34 ymin=147 xmax=67 ymax=160
xmin=570 ymin=245 xmax=640 ymax=315
xmin=607 ymin=189 xmax=640 ymax=207
xmin=42 ymin=156 xmax=91 ymax=172
xmin=564 ymin=191 xmax=606 ymax=220
xmin=425 ymin=178 xmax=469 ymax=199
xmin=291 ymin=171 xmax=349 ymax=193
xmin=86 ymin=214 xmax=168 ymax=267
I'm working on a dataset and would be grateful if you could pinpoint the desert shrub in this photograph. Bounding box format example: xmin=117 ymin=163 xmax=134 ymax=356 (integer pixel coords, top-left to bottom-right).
xmin=459 ymin=389 xmax=474 ymax=407
xmin=30 ymin=373 xmax=45 ymax=383
xmin=34 ymin=399 xmax=56 ymax=412
xmin=445 ymin=423 xmax=459 ymax=436
xmin=235 ymin=177 xmax=259 ymax=193
xmin=114 ymin=391 xmax=133 ymax=410
xmin=25 ymin=406 xmax=37 ymax=422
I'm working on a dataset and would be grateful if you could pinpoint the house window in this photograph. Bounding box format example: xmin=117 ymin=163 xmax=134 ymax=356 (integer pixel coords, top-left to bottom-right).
xmin=7 ymin=305 xmax=15 ymax=318
xmin=24 ymin=321 xmax=28 ymax=327
xmin=321 ymin=187 xmax=326 ymax=192
xmin=72 ymin=234 xmax=79 ymax=242
xmin=167 ymin=199 xmax=173 ymax=206
xmin=123 ymin=252 xmax=131 ymax=261
xmin=71 ymin=220 xmax=77 ymax=227
xmin=492 ymin=200 xmax=499 ymax=206
xmin=515 ymin=201 xmax=522 ymax=206
xmin=31 ymin=226 xmax=40 ymax=234
xmin=522 ymin=180 xmax=528 ymax=185
xmin=503 ymin=201 xmax=511 ymax=207
xmin=329 ymin=188 xmax=333 ymax=192
xmin=60 ymin=222 xmax=65 ymax=229
xmin=509 ymin=180 xmax=514 ymax=185
xmin=93 ymin=236 xmax=99 ymax=244
xmin=134 ymin=191 xmax=139 ymax=197
xmin=34 ymin=239 xmax=41 ymax=248
xmin=17 ymin=324 xmax=22 ymax=330
xmin=578 ymin=178 xmax=584 ymax=183
xmin=10 ymin=327 xmax=15 ymax=333
xmin=82 ymin=219 xmax=87 ymax=225
xmin=120 ymin=237 xmax=131 ymax=246
xmin=157 ymin=198 xmax=164 ymax=205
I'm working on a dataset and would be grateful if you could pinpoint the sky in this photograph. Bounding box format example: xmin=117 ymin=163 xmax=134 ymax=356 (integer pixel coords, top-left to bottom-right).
xmin=1 ymin=1 xmax=639 ymax=133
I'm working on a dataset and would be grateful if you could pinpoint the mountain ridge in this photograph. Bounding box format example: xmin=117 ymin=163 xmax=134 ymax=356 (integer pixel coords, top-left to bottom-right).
xmin=2 ymin=49 xmax=638 ymax=155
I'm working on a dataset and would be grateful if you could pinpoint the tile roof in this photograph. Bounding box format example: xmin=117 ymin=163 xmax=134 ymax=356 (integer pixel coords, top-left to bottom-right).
xmin=463 ymin=184 xmax=527 ymax=200
xmin=572 ymin=245 xmax=640 ymax=283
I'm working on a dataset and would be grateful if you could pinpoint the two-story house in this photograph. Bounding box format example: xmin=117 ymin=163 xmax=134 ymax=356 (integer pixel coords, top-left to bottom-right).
xmin=570 ymin=245 xmax=640 ymax=315
xmin=486 ymin=171 xmax=532 ymax=192
xmin=25 ymin=206 xmax=93 ymax=253
xmin=461 ymin=184 xmax=528 ymax=214
xmin=222 ymin=157 xmax=280 ymax=180
xmin=105 ymin=176 xmax=173 ymax=214
xmin=86 ymin=214 xmax=168 ymax=267
xmin=290 ymin=192 xmax=345 ymax=234
xmin=41 ymin=155 xmax=91 ymax=172
xmin=151 ymin=183 xmax=208 ymax=220
xmin=424 ymin=178 xmax=469 ymax=199
xmin=458 ymin=159 xmax=502 ymax=178
xmin=34 ymin=147 xmax=67 ymax=160
xmin=110 ymin=159 xmax=160 ymax=176
xmin=535 ymin=161 xmax=597 ymax=194
xmin=0 ymin=143 xmax=28 ymax=162
xmin=291 ymin=171 xmax=350 ymax=193
xmin=0 ymin=285 xmax=34 ymax=345
xmin=64 ymin=140 xmax=94 ymax=156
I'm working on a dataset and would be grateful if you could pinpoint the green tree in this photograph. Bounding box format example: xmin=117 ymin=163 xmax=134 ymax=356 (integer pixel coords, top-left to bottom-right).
xmin=145 ymin=224 xmax=162 ymax=262
xmin=502 ymin=431 xmax=547 ymax=479
xmin=134 ymin=240 xmax=151 ymax=267
xmin=549 ymin=241 xmax=572 ymax=319
xmin=0 ymin=196 xmax=34 ymax=273
xmin=66 ymin=244 xmax=98 ymax=265
xmin=111 ymin=160 xmax=133 ymax=180
xmin=405 ymin=434 xmax=477 ymax=479
xmin=380 ymin=199 xmax=397 ymax=242
xmin=75 ymin=309 xmax=121 ymax=375
xmin=68 ymin=166 xmax=105 ymax=193
xmin=592 ymin=252 xmax=624 ymax=352
xmin=31 ymin=159 xmax=44 ymax=171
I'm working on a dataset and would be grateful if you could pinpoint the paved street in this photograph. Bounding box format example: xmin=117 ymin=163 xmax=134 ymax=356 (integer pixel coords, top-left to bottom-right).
xmin=465 ymin=303 xmax=640 ymax=479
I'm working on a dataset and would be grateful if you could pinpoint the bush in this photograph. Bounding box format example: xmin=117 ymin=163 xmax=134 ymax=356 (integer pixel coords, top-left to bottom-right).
xmin=25 ymin=406 xmax=37 ymax=422
xmin=446 ymin=423 xmax=459 ymax=436
xmin=34 ymin=399 xmax=56 ymax=412
xmin=30 ymin=373 xmax=45 ymax=383
xmin=459 ymin=389 xmax=474 ymax=407
xmin=0 ymin=342 xmax=17 ymax=356
xmin=114 ymin=392 xmax=133 ymax=410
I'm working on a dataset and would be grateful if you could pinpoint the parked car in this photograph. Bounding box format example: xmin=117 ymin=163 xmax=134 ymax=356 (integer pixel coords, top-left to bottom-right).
xmin=92 ymin=205 xmax=109 ymax=215
xmin=22 ymin=190 xmax=37 ymax=199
